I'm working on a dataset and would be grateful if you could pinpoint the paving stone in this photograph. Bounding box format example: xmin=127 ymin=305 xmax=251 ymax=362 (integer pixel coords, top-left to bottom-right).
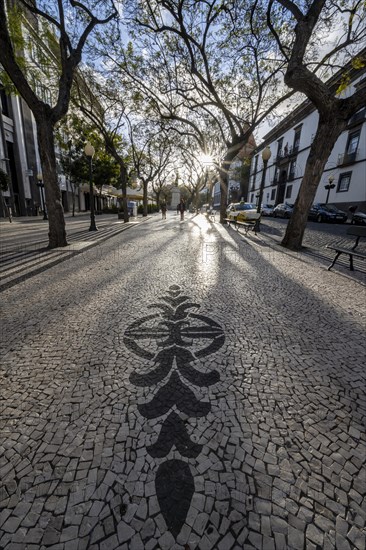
xmin=1 ymin=217 xmax=366 ymax=550
xmin=100 ymin=534 xmax=119 ymax=550
xmin=117 ymin=521 xmax=135 ymax=544
xmin=347 ymin=525 xmax=365 ymax=550
xmin=158 ymin=531 xmax=176 ymax=549
xmin=306 ymin=523 xmax=324 ymax=547
xmin=60 ymin=526 xmax=78 ymax=543
xmin=336 ymin=532 xmax=352 ymax=550
xmin=288 ymin=525 xmax=304 ymax=549
xmin=217 ymin=532 xmax=235 ymax=549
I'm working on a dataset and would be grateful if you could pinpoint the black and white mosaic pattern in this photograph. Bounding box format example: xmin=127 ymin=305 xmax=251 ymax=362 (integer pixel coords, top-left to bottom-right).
xmin=124 ymin=285 xmax=225 ymax=537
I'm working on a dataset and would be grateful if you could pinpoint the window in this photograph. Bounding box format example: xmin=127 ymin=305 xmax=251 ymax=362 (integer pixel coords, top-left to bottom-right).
xmin=253 ymin=155 xmax=258 ymax=173
xmin=271 ymin=189 xmax=276 ymax=200
xmin=289 ymin=160 xmax=296 ymax=180
xmin=251 ymin=193 xmax=255 ymax=202
xmin=293 ymin=126 xmax=302 ymax=152
xmin=337 ymin=172 xmax=352 ymax=193
xmin=250 ymin=174 xmax=256 ymax=191
xmin=345 ymin=130 xmax=360 ymax=162
xmin=0 ymin=86 xmax=10 ymax=117
xmin=273 ymin=166 xmax=279 ymax=184
xmin=277 ymin=138 xmax=283 ymax=157
xmin=285 ymin=185 xmax=292 ymax=199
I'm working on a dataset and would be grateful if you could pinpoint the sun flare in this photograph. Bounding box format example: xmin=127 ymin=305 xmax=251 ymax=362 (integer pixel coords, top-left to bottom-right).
xmin=198 ymin=153 xmax=214 ymax=165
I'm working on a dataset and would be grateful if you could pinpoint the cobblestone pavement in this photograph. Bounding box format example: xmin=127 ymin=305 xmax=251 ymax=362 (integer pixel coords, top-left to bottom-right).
xmin=0 ymin=215 xmax=147 ymax=291
xmin=1 ymin=212 xmax=365 ymax=550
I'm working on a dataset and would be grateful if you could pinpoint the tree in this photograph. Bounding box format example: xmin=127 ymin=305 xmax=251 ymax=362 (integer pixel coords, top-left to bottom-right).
xmin=126 ymin=120 xmax=173 ymax=216
xmin=265 ymin=0 xmax=366 ymax=250
xmin=0 ymin=0 xmax=117 ymax=247
xmin=56 ymin=113 xmax=93 ymax=216
xmin=72 ymin=70 xmax=136 ymax=222
xmin=177 ymin=142 xmax=214 ymax=209
xmin=103 ymin=0 xmax=291 ymax=223
xmin=152 ymin=164 xmax=176 ymax=206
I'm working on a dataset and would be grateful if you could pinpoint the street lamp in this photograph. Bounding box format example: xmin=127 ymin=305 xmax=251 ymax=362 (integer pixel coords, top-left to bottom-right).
xmin=324 ymin=174 xmax=335 ymax=204
xmin=36 ymin=173 xmax=48 ymax=220
xmin=255 ymin=146 xmax=272 ymax=232
xmin=84 ymin=141 xmax=97 ymax=231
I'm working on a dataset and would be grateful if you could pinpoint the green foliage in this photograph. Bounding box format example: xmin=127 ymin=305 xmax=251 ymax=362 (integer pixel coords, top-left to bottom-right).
xmin=336 ymin=55 xmax=365 ymax=94
xmin=137 ymin=203 xmax=159 ymax=214
xmin=352 ymin=56 xmax=366 ymax=70
xmin=336 ymin=72 xmax=351 ymax=95
xmin=93 ymin=154 xmax=119 ymax=189
xmin=8 ymin=5 xmax=26 ymax=54
xmin=0 ymin=5 xmax=26 ymax=93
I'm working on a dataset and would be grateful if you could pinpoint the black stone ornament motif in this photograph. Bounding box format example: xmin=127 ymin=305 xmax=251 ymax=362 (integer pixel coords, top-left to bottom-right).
xmin=124 ymin=285 xmax=225 ymax=537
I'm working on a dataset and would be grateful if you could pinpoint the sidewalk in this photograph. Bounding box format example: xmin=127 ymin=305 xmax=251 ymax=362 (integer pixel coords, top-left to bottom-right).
xmin=0 ymin=214 xmax=149 ymax=292
xmin=0 ymin=212 xmax=365 ymax=550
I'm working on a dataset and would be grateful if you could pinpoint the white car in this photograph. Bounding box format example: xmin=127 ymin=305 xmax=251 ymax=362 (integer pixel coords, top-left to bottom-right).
xmin=261 ymin=204 xmax=274 ymax=216
xmin=226 ymin=202 xmax=261 ymax=222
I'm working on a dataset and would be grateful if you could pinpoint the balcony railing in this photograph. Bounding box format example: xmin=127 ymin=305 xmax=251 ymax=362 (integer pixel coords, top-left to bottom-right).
xmin=276 ymin=144 xmax=299 ymax=163
xmin=337 ymin=151 xmax=359 ymax=166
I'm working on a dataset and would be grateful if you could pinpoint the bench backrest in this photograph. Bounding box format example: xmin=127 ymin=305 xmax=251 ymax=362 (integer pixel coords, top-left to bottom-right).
xmin=347 ymin=226 xmax=366 ymax=238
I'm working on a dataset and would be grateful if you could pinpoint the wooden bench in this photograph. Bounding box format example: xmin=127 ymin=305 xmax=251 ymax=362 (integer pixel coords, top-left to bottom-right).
xmin=224 ymin=218 xmax=259 ymax=235
xmin=327 ymin=226 xmax=366 ymax=271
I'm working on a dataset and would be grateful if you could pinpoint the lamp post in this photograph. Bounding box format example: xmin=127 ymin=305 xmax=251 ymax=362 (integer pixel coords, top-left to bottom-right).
xmin=324 ymin=175 xmax=335 ymax=204
xmin=255 ymin=146 xmax=272 ymax=232
xmin=84 ymin=142 xmax=97 ymax=231
xmin=36 ymin=173 xmax=48 ymax=220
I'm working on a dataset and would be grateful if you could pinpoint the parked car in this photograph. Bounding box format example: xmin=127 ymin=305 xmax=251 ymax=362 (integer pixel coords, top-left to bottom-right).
xmin=351 ymin=211 xmax=366 ymax=225
xmin=226 ymin=202 xmax=261 ymax=222
xmin=261 ymin=204 xmax=274 ymax=216
xmin=272 ymin=203 xmax=294 ymax=218
xmin=308 ymin=203 xmax=347 ymax=223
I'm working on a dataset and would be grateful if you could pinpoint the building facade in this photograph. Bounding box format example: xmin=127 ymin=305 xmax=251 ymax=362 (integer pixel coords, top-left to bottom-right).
xmin=0 ymin=85 xmax=40 ymax=217
xmin=248 ymin=66 xmax=366 ymax=213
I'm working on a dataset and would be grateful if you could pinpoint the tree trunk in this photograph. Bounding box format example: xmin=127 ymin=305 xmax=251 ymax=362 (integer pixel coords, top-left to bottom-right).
xmin=143 ymin=182 xmax=148 ymax=216
xmin=119 ymin=166 xmax=129 ymax=223
xmin=37 ymin=118 xmax=67 ymax=248
xmin=219 ymin=154 xmax=235 ymax=222
xmin=218 ymin=167 xmax=228 ymax=223
xmin=281 ymin=115 xmax=347 ymax=250
xmin=71 ymin=183 xmax=76 ymax=217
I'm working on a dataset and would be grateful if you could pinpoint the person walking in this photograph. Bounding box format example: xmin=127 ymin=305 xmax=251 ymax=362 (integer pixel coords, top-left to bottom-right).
xmin=177 ymin=198 xmax=186 ymax=221
xmin=161 ymin=201 xmax=167 ymax=220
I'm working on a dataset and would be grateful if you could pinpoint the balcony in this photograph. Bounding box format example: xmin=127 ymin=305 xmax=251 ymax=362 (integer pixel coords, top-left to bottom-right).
xmin=337 ymin=150 xmax=359 ymax=166
xmin=276 ymin=151 xmax=289 ymax=165
xmin=275 ymin=145 xmax=299 ymax=166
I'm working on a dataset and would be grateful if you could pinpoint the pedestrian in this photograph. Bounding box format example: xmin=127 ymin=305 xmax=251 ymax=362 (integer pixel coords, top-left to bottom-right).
xmin=177 ymin=198 xmax=186 ymax=221
xmin=161 ymin=201 xmax=167 ymax=220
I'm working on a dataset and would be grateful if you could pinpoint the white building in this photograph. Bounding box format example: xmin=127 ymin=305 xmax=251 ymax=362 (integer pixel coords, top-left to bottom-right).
xmin=249 ymin=64 xmax=366 ymax=213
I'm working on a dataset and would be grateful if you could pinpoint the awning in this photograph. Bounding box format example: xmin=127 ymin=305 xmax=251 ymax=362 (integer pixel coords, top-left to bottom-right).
xmin=117 ymin=194 xmax=144 ymax=200
xmin=80 ymin=184 xmax=117 ymax=196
